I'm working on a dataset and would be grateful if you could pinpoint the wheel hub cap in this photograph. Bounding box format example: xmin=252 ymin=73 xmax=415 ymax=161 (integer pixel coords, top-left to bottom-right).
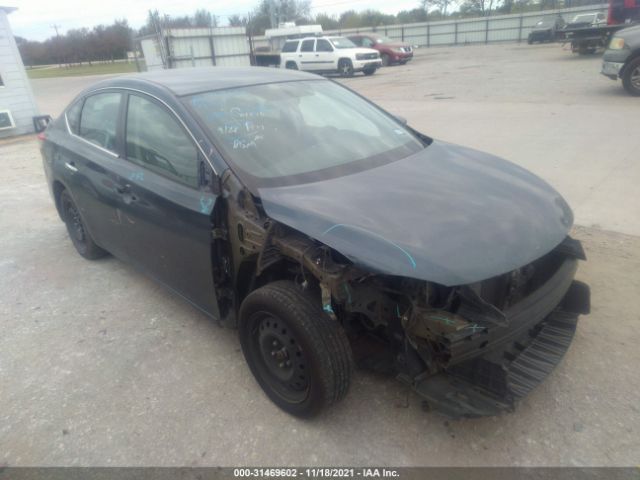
xmin=257 ymin=316 xmax=308 ymax=393
xmin=631 ymin=66 xmax=640 ymax=89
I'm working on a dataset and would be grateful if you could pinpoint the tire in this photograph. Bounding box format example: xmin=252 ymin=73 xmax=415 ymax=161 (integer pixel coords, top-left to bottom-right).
xmin=381 ymin=53 xmax=390 ymax=67
xmin=60 ymin=189 xmax=107 ymax=260
xmin=363 ymin=67 xmax=376 ymax=76
xmin=622 ymin=57 xmax=640 ymax=96
xmin=285 ymin=61 xmax=298 ymax=70
xmin=338 ymin=59 xmax=354 ymax=77
xmin=238 ymin=281 xmax=353 ymax=417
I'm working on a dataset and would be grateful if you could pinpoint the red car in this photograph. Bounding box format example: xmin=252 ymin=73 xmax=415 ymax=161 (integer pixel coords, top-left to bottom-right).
xmin=347 ymin=34 xmax=413 ymax=66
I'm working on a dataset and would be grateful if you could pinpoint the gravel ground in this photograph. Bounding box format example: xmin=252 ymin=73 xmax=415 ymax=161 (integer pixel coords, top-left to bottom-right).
xmin=1 ymin=42 xmax=639 ymax=466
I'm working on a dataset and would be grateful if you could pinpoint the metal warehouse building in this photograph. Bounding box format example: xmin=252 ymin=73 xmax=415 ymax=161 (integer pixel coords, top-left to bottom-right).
xmin=0 ymin=6 xmax=39 ymax=138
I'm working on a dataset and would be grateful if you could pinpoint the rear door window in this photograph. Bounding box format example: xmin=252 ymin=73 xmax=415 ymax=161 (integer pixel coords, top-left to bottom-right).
xmin=125 ymin=94 xmax=199 ymax=188
xmin=79 ymin=92 xmax=122 ymax=151
xmin=300 ymin=39 xmax=315 ymax=52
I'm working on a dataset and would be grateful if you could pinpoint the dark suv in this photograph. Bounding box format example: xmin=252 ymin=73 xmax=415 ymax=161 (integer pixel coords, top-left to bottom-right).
xmin=602 ymin=24 xmax=640 ymax=95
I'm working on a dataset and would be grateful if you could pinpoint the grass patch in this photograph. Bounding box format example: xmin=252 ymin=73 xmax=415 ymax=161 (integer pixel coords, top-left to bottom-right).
xmin=27 ymin=61 xmax=143 ymax=79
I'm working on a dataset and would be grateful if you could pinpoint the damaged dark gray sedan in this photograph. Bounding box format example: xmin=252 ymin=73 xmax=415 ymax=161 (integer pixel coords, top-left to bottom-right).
xmin=39 ymin=67 xmax=590 ymax=418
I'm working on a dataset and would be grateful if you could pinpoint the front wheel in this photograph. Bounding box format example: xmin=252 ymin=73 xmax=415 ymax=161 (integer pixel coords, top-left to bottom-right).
xmin=363 ymin=66 xmax=376 ymax=76
xmin=622 ymin=57 xmax=640 ymax=96
xmin=381 ymin=53 xmax=390 ymax=67
xmin=285 ymin=61 xmax=298 ymax=70
xmin=338 ymin=59 xmax=354 ymax=77
xmin=238 ymin=281 xmax=353 ymax=417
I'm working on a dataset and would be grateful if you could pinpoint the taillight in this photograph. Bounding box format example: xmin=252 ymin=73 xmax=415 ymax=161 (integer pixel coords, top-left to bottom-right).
xmin=37 ymin=132 xmax=47 ymax=141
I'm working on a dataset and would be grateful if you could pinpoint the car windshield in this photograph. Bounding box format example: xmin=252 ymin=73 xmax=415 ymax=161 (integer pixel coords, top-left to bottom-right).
xmin=187 ymin=80 xmax=424 ymax=186
xmin=330 ymin=37 xmax=357 ymax=49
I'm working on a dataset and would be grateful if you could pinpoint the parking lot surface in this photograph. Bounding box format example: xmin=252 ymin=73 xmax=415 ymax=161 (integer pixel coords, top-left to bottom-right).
xmin=2 ymin=43 xmax=639 ymax=466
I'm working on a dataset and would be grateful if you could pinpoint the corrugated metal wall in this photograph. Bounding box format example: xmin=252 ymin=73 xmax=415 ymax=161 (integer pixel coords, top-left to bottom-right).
xmin=139 ymin=26 xmax=251 ymax=71
xmin=252 ymin=4 xmax=608 ymax=49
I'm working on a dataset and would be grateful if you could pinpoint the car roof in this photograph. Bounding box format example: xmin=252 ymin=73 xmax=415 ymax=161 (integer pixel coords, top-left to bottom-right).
xmin=83 ymin=66 xmax=320 ymax=97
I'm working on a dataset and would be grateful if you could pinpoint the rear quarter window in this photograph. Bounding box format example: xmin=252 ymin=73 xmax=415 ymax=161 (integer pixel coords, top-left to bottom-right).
xmin=66 ymin=99 xmax=83 ymax=135
xmin=79 ymin=92 xmax=122 ymax=151
xmin=282 ymin=41 xmax=299 ymax=53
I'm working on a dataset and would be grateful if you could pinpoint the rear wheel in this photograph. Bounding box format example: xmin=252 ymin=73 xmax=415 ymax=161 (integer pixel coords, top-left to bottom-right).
xmin=60 ymin=190 xmax=107 ymax=260
xmin=238 ymin=281 xmax=353 ymax=417
xmin=622 ymin=57 xmax=640 ymax=96
xmin=338 ymin=59 xmax=354 ymax=77
xmin=363 ymin=66 xmax=376 ymax=76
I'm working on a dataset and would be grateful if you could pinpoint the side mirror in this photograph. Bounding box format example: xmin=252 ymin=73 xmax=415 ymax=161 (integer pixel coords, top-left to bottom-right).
xmin=33 ymin=115 xmax=52 ymax=133
xmin=394 ymin=115 xmax=408 ymax=126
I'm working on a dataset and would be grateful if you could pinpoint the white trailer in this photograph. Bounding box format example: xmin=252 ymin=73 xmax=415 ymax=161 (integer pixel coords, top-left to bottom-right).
xmin=139 ymin=26 xmax=251 ymax=71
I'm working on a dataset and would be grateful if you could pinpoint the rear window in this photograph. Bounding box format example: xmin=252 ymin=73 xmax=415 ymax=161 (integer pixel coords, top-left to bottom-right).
xmin=282 ymin=41 xmax=299 ymax=53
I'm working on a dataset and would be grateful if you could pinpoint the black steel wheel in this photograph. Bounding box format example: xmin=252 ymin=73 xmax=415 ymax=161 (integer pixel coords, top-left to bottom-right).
xmin=60 ymin=189 xmax=107 ymax=260
xmin=338 ymin=59 xmax=354 ymax=77
xmin=239 ymin=281 xmax=353 ymax=417
xmin=622 ymin=57 xmax=640 ymax=96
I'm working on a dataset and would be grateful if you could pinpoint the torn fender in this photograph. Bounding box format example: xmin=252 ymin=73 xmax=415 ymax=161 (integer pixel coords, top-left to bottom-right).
xmin=258 ymin=140 xmax=573 ymax=286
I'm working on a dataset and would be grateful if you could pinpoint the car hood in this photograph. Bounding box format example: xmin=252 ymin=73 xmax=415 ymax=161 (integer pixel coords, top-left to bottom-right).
xmin=257 ymin=140 xmax=573 ymax=286
xmin=381 ymin=42 xmax=411 ymax=48
xmin=351 ymin=47 xmax=380 ymax=55
xmin=617 ymin=23 xmax=640 ymax=39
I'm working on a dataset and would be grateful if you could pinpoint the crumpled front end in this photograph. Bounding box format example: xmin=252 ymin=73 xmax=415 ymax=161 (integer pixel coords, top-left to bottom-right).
xmin=251 ymin=219 xmax=590 ymax=418
xmin=386 ymin=236 xmax=591 ymax=418
xmin=401 ymin=236 xmax=590 ymax=418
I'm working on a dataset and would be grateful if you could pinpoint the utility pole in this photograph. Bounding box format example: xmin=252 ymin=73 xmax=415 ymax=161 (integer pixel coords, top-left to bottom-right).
xmin=51 ymin=24 xmax=61 ymax=37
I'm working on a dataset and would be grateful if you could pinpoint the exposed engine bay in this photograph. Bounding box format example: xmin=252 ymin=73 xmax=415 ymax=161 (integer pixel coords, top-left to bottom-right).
xmin=212 ymin=171 xmax=591 ymax=418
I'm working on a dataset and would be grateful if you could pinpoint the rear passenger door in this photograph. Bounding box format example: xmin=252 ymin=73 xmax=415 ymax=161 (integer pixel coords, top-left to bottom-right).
xmin=298 ymin=39 xmax=316 ymax=70
xmin=111 ymin=92 xmax=220 ymax=316
xmin=57 ymin=91 xmax=127 ymax=258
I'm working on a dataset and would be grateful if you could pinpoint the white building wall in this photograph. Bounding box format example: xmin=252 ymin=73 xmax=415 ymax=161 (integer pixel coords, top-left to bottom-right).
xmin=0 ymin=8 xmax=39 ymax=138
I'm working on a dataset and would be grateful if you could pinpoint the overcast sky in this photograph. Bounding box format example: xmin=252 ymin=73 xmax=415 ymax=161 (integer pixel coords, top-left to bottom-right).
xmin=8 ymin=0 xmax=421 ymax=41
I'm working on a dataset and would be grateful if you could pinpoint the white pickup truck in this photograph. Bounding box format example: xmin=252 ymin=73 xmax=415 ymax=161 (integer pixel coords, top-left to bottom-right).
xmin=279 ymin=36 xmax=382 ymax=76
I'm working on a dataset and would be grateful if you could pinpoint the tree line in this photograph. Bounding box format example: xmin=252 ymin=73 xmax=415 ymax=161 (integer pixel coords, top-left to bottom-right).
xmin=16 ymin=0 xmax=603 ymax=66
xmin=16 ymin=9 xmax=217 ymax=67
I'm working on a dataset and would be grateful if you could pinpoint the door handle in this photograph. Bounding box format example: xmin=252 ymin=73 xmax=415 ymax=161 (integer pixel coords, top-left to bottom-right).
xmin=64 ymin=161 xmax=78 ymax=172
xmin=116 ymin=184 xmax=131 ymax=194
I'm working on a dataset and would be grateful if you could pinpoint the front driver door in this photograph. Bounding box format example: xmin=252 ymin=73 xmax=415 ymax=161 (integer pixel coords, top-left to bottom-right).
xmin=111 ymin=92 xmax=220 ymax=317
xmin=314 ymin=39 xmax=335 ymax=71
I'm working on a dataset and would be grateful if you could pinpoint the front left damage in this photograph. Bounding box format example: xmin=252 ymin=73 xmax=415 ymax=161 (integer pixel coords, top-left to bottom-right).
xmin=210 ymin=169 xmax=590 ymax=418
